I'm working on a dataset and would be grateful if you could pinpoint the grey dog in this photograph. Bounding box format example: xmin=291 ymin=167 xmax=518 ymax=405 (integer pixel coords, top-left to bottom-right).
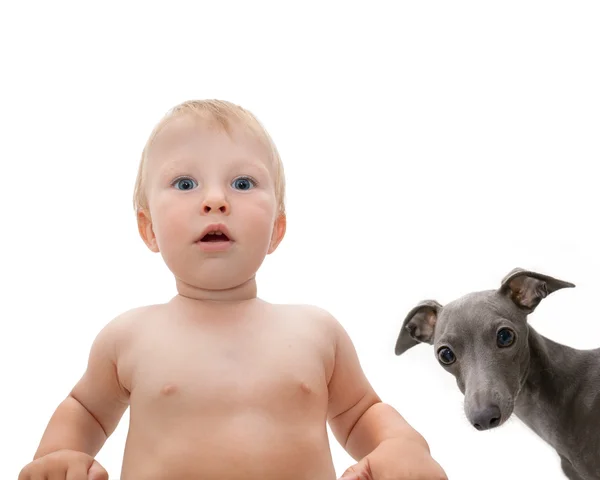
xmin=395 ymin=268 xmax=600 ymax=479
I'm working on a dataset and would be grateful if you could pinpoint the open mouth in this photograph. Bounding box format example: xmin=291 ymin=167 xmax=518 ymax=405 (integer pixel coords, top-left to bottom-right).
xmin=199 ymin=231 xmax=230 ymax=242
xmin=197 ymin=224 xmax=233 ymax=249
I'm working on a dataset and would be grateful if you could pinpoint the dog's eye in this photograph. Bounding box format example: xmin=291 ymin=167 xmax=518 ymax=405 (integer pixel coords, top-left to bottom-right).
xmin=437 ymin=347 xmax=456 ymax=365
xmin=497 ymin=328 xmax=515 ymax=347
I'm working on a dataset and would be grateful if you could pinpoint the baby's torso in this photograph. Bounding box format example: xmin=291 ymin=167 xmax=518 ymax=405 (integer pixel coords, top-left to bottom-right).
xmin=116 ymin=299 xmax=337 ymax=480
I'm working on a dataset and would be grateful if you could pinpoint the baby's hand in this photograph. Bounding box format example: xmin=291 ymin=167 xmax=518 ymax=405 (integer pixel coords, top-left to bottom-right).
xmin=338 ymin=438 xmax=447 ymax=480
xmin=18 ymin=449 xmax=108 ymax=480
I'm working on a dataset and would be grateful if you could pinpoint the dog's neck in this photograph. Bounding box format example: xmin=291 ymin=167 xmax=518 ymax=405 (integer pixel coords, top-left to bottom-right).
xmin=514 ymin=326 xmax=588 ymax=453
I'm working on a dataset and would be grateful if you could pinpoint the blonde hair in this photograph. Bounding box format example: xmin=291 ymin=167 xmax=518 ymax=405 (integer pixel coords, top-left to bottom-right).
xmin=133 ymin=99 xmax=286 ymax=215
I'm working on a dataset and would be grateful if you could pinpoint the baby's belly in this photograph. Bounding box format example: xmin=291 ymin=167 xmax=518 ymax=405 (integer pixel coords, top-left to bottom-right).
xmin=120 ymin=411 xmax=337 ymax=480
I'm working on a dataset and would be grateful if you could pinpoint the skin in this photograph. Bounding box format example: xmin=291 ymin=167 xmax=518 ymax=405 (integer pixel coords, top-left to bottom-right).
xmin=19 ymin=115 xmax=447 ymax=480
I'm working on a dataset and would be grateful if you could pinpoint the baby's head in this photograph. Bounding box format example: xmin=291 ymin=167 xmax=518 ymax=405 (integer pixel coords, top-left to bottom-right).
xmin=133 ymin=99 xmax=286 ymax=298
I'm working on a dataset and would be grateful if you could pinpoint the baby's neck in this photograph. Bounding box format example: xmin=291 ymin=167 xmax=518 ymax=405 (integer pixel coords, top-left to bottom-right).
xmin=175 ymin=277 xmax=258 ymax=303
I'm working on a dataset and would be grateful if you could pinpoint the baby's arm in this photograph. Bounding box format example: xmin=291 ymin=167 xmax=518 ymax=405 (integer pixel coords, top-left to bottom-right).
xmin=324 ymin=312 xmax=446 ymax=479
xmin=34 ymin=316 xmax=130 ymax=457
xmin=21 ymin=314 xmax=132 ymax=479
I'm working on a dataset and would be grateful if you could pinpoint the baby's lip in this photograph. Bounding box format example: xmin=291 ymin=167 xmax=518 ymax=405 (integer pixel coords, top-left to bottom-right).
xmin=197 ymin=223 xmax=233 ymax=242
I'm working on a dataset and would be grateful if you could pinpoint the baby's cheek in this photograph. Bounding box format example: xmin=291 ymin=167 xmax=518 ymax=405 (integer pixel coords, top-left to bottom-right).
xmin=251 ymin=215 xmax=277 ymax=245
xmin=153 ymin=218 xmax=188 ymax=254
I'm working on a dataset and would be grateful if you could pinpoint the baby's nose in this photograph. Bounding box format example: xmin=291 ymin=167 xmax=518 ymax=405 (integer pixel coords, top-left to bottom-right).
xmin=201 ymin=195 xmax=230 ymax=215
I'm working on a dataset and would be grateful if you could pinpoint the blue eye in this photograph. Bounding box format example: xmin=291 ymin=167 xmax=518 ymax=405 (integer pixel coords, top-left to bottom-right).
xmin=232 ymin=176 xmax=256 ymax=191
xmin=437 ymin=347 xmax=456 ymax=365
xmin=173 ymin=177 xmax=197 ymax=191
xmin=497 ymin=328 xmax=515 ymax=348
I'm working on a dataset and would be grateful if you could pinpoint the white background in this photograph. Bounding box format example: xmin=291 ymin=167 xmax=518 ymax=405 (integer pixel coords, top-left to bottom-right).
xmin=1 ymin=2 xmax=599 ymax=479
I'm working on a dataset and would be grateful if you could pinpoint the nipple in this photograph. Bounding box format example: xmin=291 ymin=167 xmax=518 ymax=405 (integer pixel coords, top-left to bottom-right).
xmin=300 ymin=382 xmax=312 ymax=394
xmin=161 ymin=383 xmax=177 ymax=396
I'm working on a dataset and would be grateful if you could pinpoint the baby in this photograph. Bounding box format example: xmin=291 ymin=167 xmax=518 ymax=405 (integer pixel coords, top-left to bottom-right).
xmin=19 ymin=100 xmax=447 ymax=480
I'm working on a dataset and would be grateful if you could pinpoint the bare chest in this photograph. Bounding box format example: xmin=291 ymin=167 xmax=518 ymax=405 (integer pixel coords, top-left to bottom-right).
xmin=119 ymin=316 xmax=332 ymax=417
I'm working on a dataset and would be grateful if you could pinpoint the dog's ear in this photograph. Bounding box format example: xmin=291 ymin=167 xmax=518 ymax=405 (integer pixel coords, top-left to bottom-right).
xmin=395 ymin=300 xmax=443 ymax=356
xmin=500 ymin=268 xmax=575 ymax=313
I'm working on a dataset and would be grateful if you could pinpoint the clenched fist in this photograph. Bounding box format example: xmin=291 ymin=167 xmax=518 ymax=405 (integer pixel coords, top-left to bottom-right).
xmin=19 ymin=449 xmax=108 ymax=480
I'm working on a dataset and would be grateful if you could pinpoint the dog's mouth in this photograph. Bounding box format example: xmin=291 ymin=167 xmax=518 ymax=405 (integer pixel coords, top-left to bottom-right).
xmin=199 ymin=231 xmax=230 ymax=242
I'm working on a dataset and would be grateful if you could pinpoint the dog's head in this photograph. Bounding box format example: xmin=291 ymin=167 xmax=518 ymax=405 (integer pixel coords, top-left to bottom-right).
xmin=395 ymin=268 xmax=574 ymax=430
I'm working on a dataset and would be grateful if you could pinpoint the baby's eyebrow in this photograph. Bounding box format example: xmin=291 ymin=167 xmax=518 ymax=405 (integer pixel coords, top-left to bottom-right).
xmin=153 ymin=156 xmax=272 ymax=180
xmin=155 ymin=160 xmax=189 ymax=179
xmin=228 ymin=157 xmax=272 ymax=175
xmin=155 ymin=154 xmax=207 ymax=173
xmin=229 ymin=155 xmax=268 ymax=167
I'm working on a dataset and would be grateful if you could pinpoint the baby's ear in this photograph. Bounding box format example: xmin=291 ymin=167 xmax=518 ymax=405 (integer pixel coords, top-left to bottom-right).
xmin=137 ymin=209 xmax=159 ymax=252
xmin=267 ymin=213 xmax=286 ymax=254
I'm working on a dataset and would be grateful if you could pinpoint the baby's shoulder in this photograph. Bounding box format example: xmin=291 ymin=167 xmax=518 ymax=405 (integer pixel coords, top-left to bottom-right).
xmin=272 ymin=302 xmax=342 ymax=333
xmin=93 ymin=303 xmax=167 ymax=348
xmin=280 ymin=303 xmax=335 ymax=318
xmin=108 ymin=303 xmax=164 ymax=327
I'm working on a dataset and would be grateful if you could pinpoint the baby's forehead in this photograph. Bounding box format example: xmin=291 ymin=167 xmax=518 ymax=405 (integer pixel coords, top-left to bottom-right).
xmin=146 ymin=114 xmax=273 ymax=171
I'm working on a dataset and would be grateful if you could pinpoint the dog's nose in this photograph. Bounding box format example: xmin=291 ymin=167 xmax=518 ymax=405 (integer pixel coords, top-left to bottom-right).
xmin=471 ymin=405 xmax=502 ymax=430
